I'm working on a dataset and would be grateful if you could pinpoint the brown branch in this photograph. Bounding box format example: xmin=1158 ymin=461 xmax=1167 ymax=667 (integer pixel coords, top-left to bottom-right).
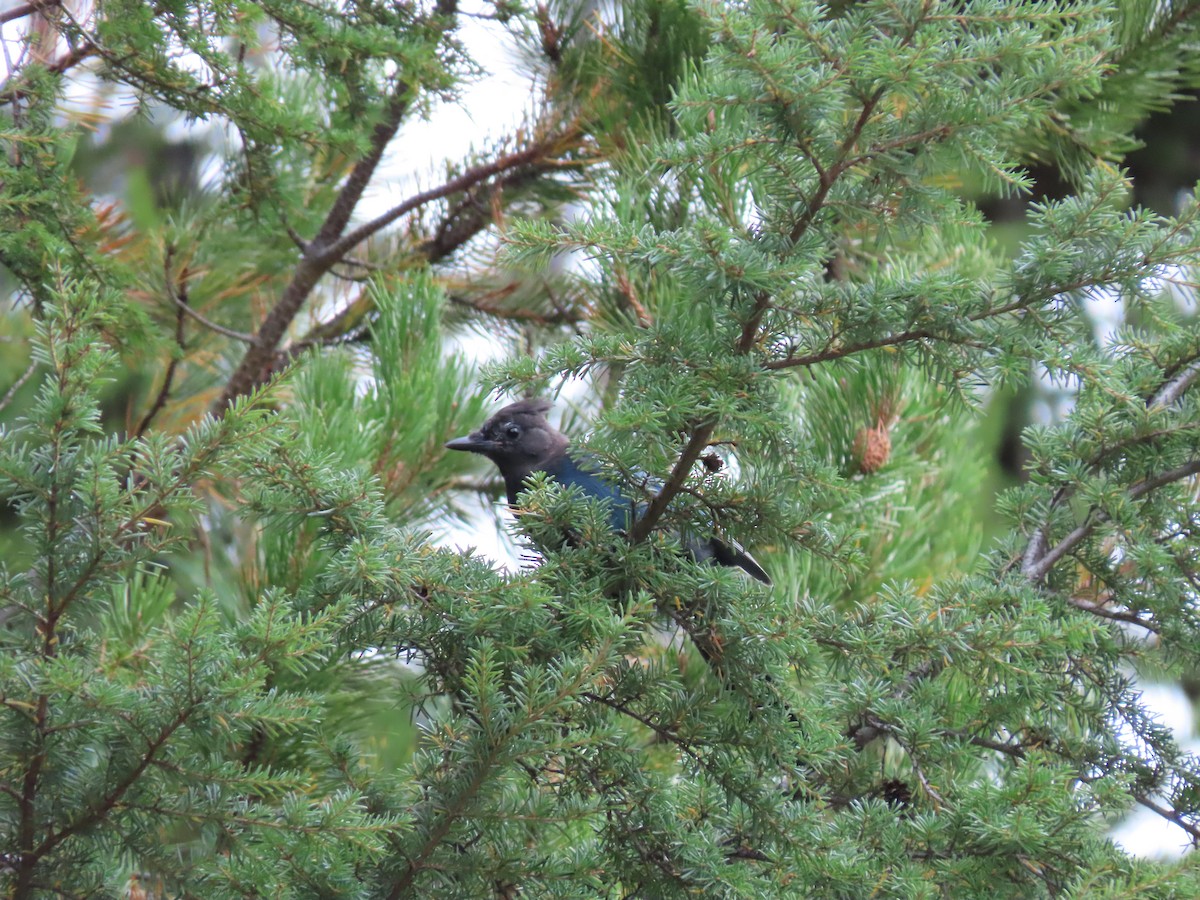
xmin=14 ymin=694 xmax=49 ymax=894
xmin=0 ymin=41 xmax=94 ymax=106
xmin=1018 ymin=486 xmax=1066 ymax=581
xmin=613 ymin=269 xmax=651 ymax=327
xmin=447 ymin=289 xmax=585 ymax=325
xmin=0 ymin=0 xmax=61 ymax=27
xmin=768 ymin=240 xmax=1168 ymax=374
xmin=418 ymin=165 xmax=551 ymax=263
xmin=172 ymin=295 xmax=254 ymax=343
xmin=787 ymin=85 xmax=884 ymax=247
xmin=316 ymin=91 xmax=413 ymax=250
xmin=1133 ymin=791 xmax=1200 ymax=845
xmin=387 ymin=621 xmax=617 ymax=897
xmin=629 ymin=80 xmax=895 ymax=541
xmin=907 ymin=750 xmax=946 ymax=811
xmin=212 ymin=87 xmax=412 ymax=414
xmin=1151 ymin=357 xmax=1200 ymax=408
xmin=1065 ymin=596 xmax=1160 ymax=633
xmin=1019 ymin=351 xmax=1200 ymax=582
xmin=627 ymin=421 xmax=717 ymax=544
xmin=324 ymin=131 xmax=578 ymax=263
xmin=214 ymin=114 xmax=581 ymax=415
xmin=959 ymin=732 xmax=1029 ymax=759
xmin=766 ymin=327 xmax=934 ymax=370
xmin=1023 ymin=458 xmax=1200 ymax=583
xmin=581 ymin=692 xmax=706 ymax=767
xmin=289 ymin=165 xmax=563 ymax=349
xmin=31 ymin=703 xmax=197 ymax=862
xmin=20 ymin=608 xmax=211 ymax=885
xmin=0 ymin=356 xmax=37 ymax=415
xmin=135 ymin=251 xmax=189 ymax=437
xmin=14 ymin=383 xmax=66 ymax=894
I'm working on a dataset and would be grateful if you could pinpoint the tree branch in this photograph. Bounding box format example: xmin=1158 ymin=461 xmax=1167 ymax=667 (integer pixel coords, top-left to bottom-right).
xmin=1020 ymin=352 xmax=1200 ymax=585
xmin=1133 ymin=791 xmax=1200 ymax=845
xmin=627 ymin=421 xmax=717 ymax=544
xmin=314 ymin=91 xmax=413 ymax=250
xmin=0 ymin=0 xmax=61 ymax=27
xmin=214 ymin=116 xmax=582 ymax=415
xmin=323 ymin=131 xmax=579 ymax=263
xmin=417 ymin=165 xmax=550 ymax=263
xmin=31 ymin=703 xmax=199 ymax=862
xmin=447 ymin=289 xmax=585 ymax=325
xmin=171 ymin=288 xmax=254 ymax=344
xmin=0 ymin=355 xmax=37 ymax=415
xmin=629 ymin=82 xmax=894 ymax=541
xmin=1023 ymin=459 xmax=1200 ymax=583
xmin=212 ymin=86 xmax=412 ymax=414
xmin=0 ymin=42 xmax=94 ymax=106
xmin=135 ymin=249 xmax=190 ymax=437
xmin=581 ymin=692 xmax=706 ymax=767
xmin=1066 ymin=595 xmax=1160 ymax=633
xmin=1152 ymin=356 xmax=1200 ymax=408
xmin=289 ymin=164 xmax=565 ymax=349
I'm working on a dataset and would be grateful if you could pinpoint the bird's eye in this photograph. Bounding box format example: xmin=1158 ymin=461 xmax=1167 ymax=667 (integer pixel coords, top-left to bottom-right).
xmin=504 ymin=425 xmax=521 ymax=439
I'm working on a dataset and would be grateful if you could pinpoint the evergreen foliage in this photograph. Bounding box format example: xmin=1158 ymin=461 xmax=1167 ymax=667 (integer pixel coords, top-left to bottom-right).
xmin=3 ymin=0 xmax=1200 ymax=896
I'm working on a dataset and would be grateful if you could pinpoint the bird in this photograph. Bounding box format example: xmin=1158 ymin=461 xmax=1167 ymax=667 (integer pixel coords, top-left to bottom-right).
xmin=445 ymin=399 xmax=770 ymax=584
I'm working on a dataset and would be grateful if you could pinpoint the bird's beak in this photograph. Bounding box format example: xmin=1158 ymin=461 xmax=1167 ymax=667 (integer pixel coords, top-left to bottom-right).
xmin=445 ymin=433 xmax=492 ymax=454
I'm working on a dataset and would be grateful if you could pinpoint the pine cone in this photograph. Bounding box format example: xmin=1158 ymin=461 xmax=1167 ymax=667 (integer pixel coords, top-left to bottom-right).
xmin=853 ymin=423 xmax=891 ymax=474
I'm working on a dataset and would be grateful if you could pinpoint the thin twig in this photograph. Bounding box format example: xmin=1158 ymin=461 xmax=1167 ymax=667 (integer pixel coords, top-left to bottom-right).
xmin=959 ymin=732 xmax=1028 ymax=759
xmin=1065 ymin=596 xmax=1160 ymax=634
xmin=290 ymin=166 xmax=561 ymax=348
xmin=1133 ymin=791 xmax=1200 ymax=844
xmin=0 ymin=356 xmax=37 ymax=415
xmin=1024 ymin=459 xmax=1200 ymax=583
xmin=171 ymin=289 xmax=254 ymax=343
xmin=1020 ymin=355 xmax=1200 ymax=582
xmin=284 ymin=224 xmax=308 ymax=252
xmin=446 ymin=290 xmax=584 ymax=325
xmin=908 ymin=753 xmax=946 ymax=811
xmin=581 ymin=692 xmax=705 ymax=766
xmin=136 ymin=249 xmax=189 ymax=436
xmin=323 ymin=131 xmax=578 ymax=263
xmin=0 ymin=41 xmax=94 ymax=106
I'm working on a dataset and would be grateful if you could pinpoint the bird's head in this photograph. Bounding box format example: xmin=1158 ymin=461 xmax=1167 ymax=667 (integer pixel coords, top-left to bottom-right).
xmin=445 ymin=399 xmax=569 ymax=473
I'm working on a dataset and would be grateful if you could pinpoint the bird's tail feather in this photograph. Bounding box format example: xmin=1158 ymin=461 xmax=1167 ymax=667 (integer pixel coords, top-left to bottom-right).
xmin=702 ymin=537 xmax=772 ymax=585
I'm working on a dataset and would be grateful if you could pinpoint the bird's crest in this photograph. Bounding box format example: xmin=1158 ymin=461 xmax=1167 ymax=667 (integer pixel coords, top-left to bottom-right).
xmin=490 ymin=398 xmax=552 ymax=421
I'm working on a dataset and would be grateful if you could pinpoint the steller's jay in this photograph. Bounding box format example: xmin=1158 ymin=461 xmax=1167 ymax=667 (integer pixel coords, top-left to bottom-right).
xmin=445 ymin=399 xmax=770 ymax=584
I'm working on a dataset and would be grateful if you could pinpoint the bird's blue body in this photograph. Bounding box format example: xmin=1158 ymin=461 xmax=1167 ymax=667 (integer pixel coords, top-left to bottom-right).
xmin=446 ymin=399 xmax=770 ymax=584
xmin=540 ymin=452 xmax=635 ymax=534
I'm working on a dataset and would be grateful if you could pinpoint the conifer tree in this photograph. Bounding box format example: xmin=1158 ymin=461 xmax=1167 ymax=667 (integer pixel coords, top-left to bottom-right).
xmin=3 ymin=1 xmax=1200 ymax=897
